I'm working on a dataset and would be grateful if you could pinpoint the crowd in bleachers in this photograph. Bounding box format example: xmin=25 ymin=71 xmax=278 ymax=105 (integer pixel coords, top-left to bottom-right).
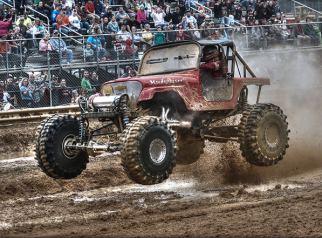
xmin=0 ymin=0 xmax=320 ymax=64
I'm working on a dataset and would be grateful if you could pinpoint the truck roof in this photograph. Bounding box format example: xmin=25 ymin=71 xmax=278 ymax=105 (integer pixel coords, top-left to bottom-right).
xmin=148 ymin=40 xmax=235 ymax=50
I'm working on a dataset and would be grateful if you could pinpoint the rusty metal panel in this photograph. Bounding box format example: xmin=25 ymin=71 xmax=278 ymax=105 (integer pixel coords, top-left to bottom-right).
xmin=139 ymin=43 xmax=200 ymax=76
xmin=201 ymin=70 xmax=233 ymax=102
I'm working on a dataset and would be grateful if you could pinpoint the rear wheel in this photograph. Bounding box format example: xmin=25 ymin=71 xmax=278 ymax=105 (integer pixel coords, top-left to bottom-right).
xmin=34 ymin=114 xmax=89 ymax=179
xmin=121 ymin=116 xmax=177 ymax=185
xmin=239 ymin=104 xmax=290 ymax=166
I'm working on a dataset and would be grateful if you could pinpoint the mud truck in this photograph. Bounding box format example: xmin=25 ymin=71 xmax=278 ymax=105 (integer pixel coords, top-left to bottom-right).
xmin=34 ymin=40 xmax=290 ymax=185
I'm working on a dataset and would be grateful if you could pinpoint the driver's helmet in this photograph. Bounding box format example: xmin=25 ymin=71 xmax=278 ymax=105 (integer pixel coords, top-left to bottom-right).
xmin=202 ymin=46 xmax=219 ymax=62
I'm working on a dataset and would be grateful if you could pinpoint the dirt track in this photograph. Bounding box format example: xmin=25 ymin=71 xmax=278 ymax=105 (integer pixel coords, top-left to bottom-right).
xmin=1 ymin=51 xmax=322 ymax=237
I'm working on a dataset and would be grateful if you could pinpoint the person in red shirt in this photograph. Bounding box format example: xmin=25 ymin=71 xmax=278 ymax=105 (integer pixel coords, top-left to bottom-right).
xmin=0 ymin=35 xmax=19 ymax=68
xmin=199 ymin=45 xmax=222 ymax=78
xmin=56 ymin=9 xmax=70 ymax=35
xmin=85 ymin=0 xmax=100 ymax=24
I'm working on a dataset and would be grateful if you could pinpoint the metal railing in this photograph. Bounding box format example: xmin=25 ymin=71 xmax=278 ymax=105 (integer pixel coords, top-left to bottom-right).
xmin=26 ymin=6 xmax=50 ymax=32
xmin=190 ymin=0 xmax=213 ymax=17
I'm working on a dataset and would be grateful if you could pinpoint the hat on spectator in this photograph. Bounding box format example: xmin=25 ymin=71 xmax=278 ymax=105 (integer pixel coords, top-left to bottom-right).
xmin=8 ymin=74 xmax=13 ymax=78
xmin=139 ymin=4 xmax=144 ymax=8
xmin=8 ymin=29 xmax=13 ymax=32
xmin=53 ymin=29 xmax=58 ymax=34
xmin=186 ymin=9 xmax=191 ymax=13
xmin=108 ymin=6 xmax=112 ymax=9
xmin=23 ymin=11 xmax=28 ymax=15
xmin=57 ymin=3 xmax=62 ymax=7
xmin=20 ymin=17 xmax=24 ymax=20
xmin=52 ymin=75 xmax=57 ymax=80
xmin=271 ymin=14 xmax=276 ymax=17
xmin=209 ymin=21 xmax=214 ymax=25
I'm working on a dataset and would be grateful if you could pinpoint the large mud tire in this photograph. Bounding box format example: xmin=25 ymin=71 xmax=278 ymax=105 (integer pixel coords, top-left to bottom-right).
xmin=239 ymin=104 xmax=290 ymax=166
xmin=121 ymin=116 xmax=177 ymax=185
xmin=34 ymin=114 xmax=89 ymax=179
xmin=177 ymin=139 xmax=205 ymax=165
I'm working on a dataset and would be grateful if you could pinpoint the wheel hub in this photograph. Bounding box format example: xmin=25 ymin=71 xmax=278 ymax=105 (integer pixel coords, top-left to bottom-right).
xmin=265 ymin=123 xmax=279 ymax=148
xmin=62 ymin=134 xmax=78 ymax=159
xmin=149 ymin=139 xmax=166 ymax=164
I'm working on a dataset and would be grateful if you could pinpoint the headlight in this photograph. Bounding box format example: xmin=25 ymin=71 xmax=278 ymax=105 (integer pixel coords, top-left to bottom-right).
xmin=102 ymin=85 xmax=113 ymax=96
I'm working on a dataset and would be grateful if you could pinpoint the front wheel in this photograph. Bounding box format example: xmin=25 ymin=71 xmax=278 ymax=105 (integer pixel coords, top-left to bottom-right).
xmin=239 ymin=104 xmax=290 ymax=166
xmin=34 ymin=114 xmax=89 ymax=179
xmin=121 ymin=116 xmax=177 ymax=185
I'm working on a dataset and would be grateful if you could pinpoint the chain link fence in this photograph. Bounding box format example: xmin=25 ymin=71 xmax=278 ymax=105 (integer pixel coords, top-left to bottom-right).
xmin=1 ymin=22 xmax=322 ymax=110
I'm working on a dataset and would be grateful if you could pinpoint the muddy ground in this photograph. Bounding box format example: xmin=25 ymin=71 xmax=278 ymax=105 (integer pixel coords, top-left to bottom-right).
xmin=1 ymin=51 xmax=322 ymax=237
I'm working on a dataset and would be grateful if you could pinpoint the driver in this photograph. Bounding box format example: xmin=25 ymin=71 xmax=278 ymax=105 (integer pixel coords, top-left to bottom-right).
xmin=200 ymin=46 xmax=222 ymax=78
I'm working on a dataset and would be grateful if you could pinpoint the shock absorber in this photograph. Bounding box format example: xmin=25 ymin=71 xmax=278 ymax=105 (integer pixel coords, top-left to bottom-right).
xmin=121 ymin=98 xmax=130 ymax=129
xmin=240 ymin=86 xmax=248 ymax=111
xmin=79 ymin=115 xmax=85 ymax=143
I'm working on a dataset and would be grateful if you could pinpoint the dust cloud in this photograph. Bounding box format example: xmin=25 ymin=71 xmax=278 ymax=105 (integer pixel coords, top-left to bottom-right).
xmin=174 ymin=48 xmax=322 ymax=186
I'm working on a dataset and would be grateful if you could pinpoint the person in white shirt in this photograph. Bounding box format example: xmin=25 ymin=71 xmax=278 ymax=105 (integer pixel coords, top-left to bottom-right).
xmin=117 ymin=23 xmax=131 ymax=43
xmin=151 ymin=7 xmax=168 ymax=29
xmin=69 ymin=9 xmax=81 ymax=31
xmin=185 ymin=9 xmax=198 ymax=29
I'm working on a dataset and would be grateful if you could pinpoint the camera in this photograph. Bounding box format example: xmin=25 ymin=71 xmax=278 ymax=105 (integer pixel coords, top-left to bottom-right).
xmin=73 ymin=9 xmax=77 ymax=12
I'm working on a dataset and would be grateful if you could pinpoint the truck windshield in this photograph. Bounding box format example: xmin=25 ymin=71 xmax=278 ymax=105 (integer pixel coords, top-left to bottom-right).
xmin=138 ymin=43 xmax=200 ymax=75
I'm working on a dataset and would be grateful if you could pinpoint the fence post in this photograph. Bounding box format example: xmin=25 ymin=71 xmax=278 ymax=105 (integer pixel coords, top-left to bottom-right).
xmin=131 ymin=32 xmax=135 ymax=69
xmin=293 ymin=1 xmax=296 ymax=18
xmin=58 ymin=31 xmax=62 ymax=74
xmin=19 ymin=40 xmax=23 ymax=72
xmin=96 ymin=35 xmax=99 ymax=71
xmin=48 ymin=50 xmax=52 ymax=107
xmin=117 ymin=50 xmax=120 ymax=79
xmin=5 ymin=42 xmax=8 ymax=76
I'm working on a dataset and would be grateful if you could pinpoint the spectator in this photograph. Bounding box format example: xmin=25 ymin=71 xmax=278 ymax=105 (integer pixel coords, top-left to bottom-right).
xmin=41 ymin=0 xmax=53 ymax=12
xmin=51 ymin=3 xmax=62 ymax=30
xmin=87 ymin=31 xmax=106 ymax=60
xmin=84 ymin=43 xmax=95 ymax=62
xmin=51 ymin=76 xmax=61 ymax=106
xmin=172 ymin=7 xmax=182 ymax=28
xmin=108 ymin=16 xmax=120 ymax=33
xmin=164 ymin=5 xmax=172 ymax=24
xmin=56 ymin=9 xmax=70 ymax=35
xmin=266 ymin=1 xmax=276 ymax=20
xmin=35 ymin=1 xmax=50 ymax=23
xmin=251 ymin=19 xmax=266 ymax=49
xmin=125 ymin=0 xmax=137 ymax=17
xmin=125 ymin=39 xmax=137 ymax=59
xmin=28 ymin=74 xmax=45 ymax=108
xmin=201 ymin=0 xmax=211 ymax=9
xmin=142 ymin=23 xmax=153 ymax=45
xmin=103 ymin=7 xmax=114 ymax=22
xmin=185 ymin=10 xmax=197 ymax=29
xmin=69 ymin=9 xmax=82 ymax=33
xmin=144 ymin=0 xmax=153 ymax=20
xmin=75 ymin=4 xmax=90 ymax=30
xmin=0 ymin=15 xmax=11 ymax=38
xmin=201 ymin=22 xmax=212 ymax=40
xmin=273 ymin=0 xmax=281 ymax=14
xmin=261 ymin=18 xmax=272 ymax=47
xmin=154 ymin=25 xmax=165 ymax=44
xmin=93 ymin=0 xmax=105 ymax=19
xmin=20 ymin=78 xmax=33 ymax=107
xmin=71 ymin=90 xmax=79 ymax=104
xmin=166 ymin=22 xmax=176 ymax=42
xmin=16 ymin=12 xmax=32 ymax=26
xmin=213 ymin=0 xmax=222 ymax=20
xmin=0 ymin=34 xmax=21 ymax=68
xmin=220 ymin=0 xmax=229 ymax=26
xmin=60 ymin=79 xmax=71 ymax=104
xmin=180 ymin=16 xmax=187 ymax=29
xmin=0 ymin=80 xmax=5 ymax=101
xmin=7 ymin=29 xmax=19 ymax=55
xmin=39 ymin=33 xmax=55 ymax=53
xmin=17 ymin=17 xmax=28 ymax=36
xmin=6 ymin=75 xmax=19 ymax=106
xmin=116 ymin=6 xmax=130 ymax=22
xmin=50 ymin=29 xmax=74 ymax=64
xmin=118 ymin=23 xmax=131 ymax=42
xmin=85 ymin=0 xmax=100 ymax=24
xmin=303 ymin=17 xmax=319 ymax=46
xmin=176 ymin=23 xmax=188 ymax=40
xmin=81 ymin=70 xmax=96 ymax=98
xmin=90 ymin=71 xmax=104 ymax=87
xmin=15 ymin=0 xmax=26 ymax=15
xmin=239 ymin=0 xmax=254 ymax=10
xmin=178 ymin=1 xmax=186 ymax=16
xmin=255 ymin=1 xmax=266 ymax=20
xmin=126 ymin=14 xmax=141 ymax=32
xmin=185 ymin=0 xmax=198 ymax=12
xmin=293 ymin=16 xmax=310 ymax=47
xmin=153 ymin=0 xmax=165 ymax=9
xmin=100 ymin=16 xmax=110 ymax=34
xmin=269 ymin=20 xmax=286 ymax=46
xmin=5 ymin=9 xmax=15 ymax=30
xmin=196 ymin=11 xmax=204 ymax=27
xmin=137 ymin=5 xmax=149 ymax=28
xmin=151 ymin=7 xmax=168 ymax=29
